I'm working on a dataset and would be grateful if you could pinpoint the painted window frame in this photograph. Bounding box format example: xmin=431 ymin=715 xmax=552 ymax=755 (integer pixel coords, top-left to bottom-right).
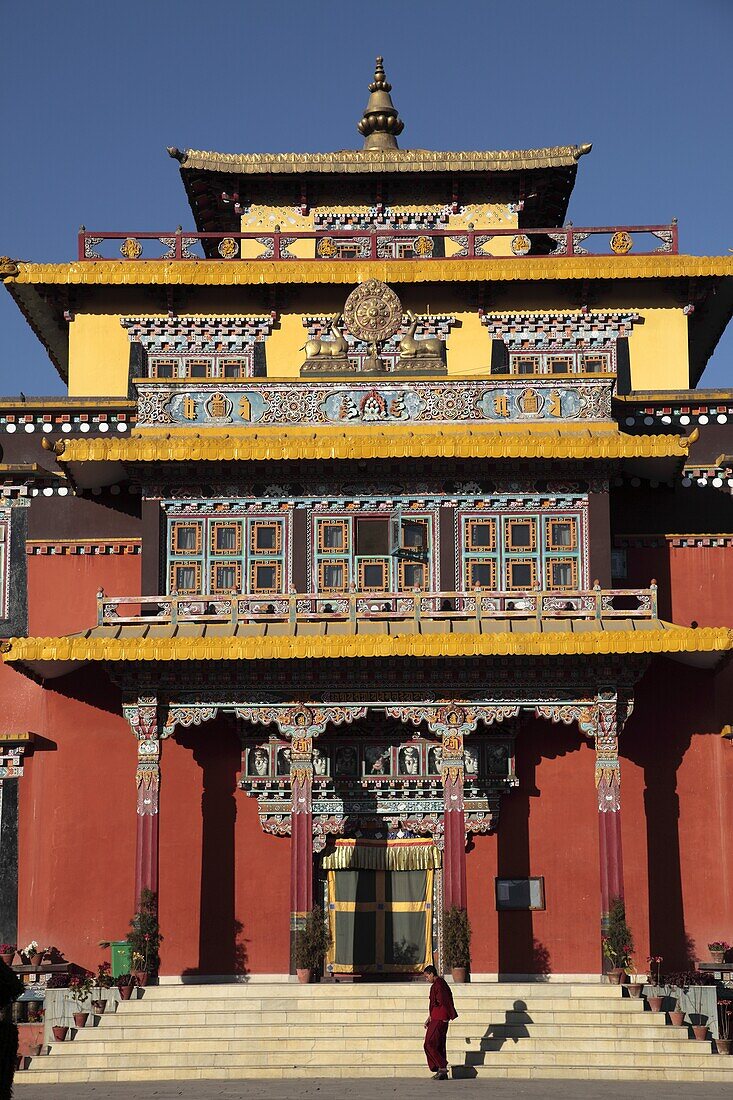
xmin=508 ymin=350 xmax=613 ymax=376
xmin=167 ymin=513 xmax=288 ymax=595
xmin=148 ymin=353 xmax=253 ymax=380
xmin=312 ymin=509 xmax=437 ymax=594
xmin=459 ymin=507 xmax=585 ymax=593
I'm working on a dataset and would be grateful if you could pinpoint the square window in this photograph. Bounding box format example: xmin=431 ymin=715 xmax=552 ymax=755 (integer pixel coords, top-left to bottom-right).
xmin=465 ymin=519 xmax=495 ymax=550
xmin=511 ymin=355 xmax=540 ymax=375
xmin=170 ymin=562 xmax=200 ymax=594
xmin=548 ymin=356 xmax=573 ymax=375
xmin=400 ymin=562 xmax=425 ymax=590
xmin=211 ymin=523 xmax=241 ymax=554
xmin=547 ymin=520 xmax=576 ymax=550
xmin=318 ymin=521 xmax=348 ymax=552
xmin=250 ymin=562 xmax=281 ymax=593
xmin=582 ymin=354 xmax=607 ymax=374
xmin=402 ymin=521 xmax=427 ymax=550
xmin=506 ymin=519 xmax=536 ymax=550
xmin=358 ymin=559 xmax=388 ymax=591
xmin=319 ymin=560 xmax=348 ymax=591
xmin=223 ymin=360 xmax=246 ymax=378
xmin=172 ymin=523 xmax=202 ymax=554
xmin=186 ymin=360 xmax=209 ymax=379
xmin=152 ymin=359 xmax=175 ymax=379
xmin=251 ymin=523 xmax=281 ymax=553
xmin=211 ymin=562 xmax=241 ymax=593
xmin=507 ymin=561 xmax=535 ymax=590
xmin=547 ymin=560 xmax=577 ymax=590
xmin=496 ymin=877 xmax=545 ymax=911
xmin=469 ymin=561 xmax=495 ymax=589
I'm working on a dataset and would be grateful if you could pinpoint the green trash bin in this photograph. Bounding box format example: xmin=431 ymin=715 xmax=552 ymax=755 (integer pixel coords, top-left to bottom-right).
xmin=110 ymin=941 xmax=132 ymax=978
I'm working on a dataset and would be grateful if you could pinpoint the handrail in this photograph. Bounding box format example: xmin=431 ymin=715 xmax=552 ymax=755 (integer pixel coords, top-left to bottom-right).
xmin=78 ymin=224 xmax=678 ymax=262
xmin=96 ymin=585 xmax=658 ymax=627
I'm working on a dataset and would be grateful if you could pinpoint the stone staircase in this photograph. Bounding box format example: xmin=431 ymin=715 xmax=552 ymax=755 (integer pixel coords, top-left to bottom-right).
xmin=18 ymin=982 xmax=733 ymax=1084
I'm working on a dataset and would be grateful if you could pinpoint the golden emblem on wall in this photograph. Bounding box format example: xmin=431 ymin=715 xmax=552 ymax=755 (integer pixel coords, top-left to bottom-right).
xmin=610 ymin=231 xmax=633 ymax=255
xmin=343 ymin=279 xmax=403 ymax=345
xmin=120 ymin=237 xmax=143 ymax=260
xmin=218 ymin=237 xmax=239 ymax=259
xmin=317 ymin=237 xmax=337 ymax=258
xmin=413 ymin=235 xmax=434 ymax=257
xmin=510 ymin=234 xmax=531 ymax=257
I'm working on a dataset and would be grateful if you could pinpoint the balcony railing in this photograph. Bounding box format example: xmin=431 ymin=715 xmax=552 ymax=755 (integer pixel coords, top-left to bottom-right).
xmin=78 ymin=224 xmax=678 ymax=263
xmin=97 ymin=586 xmax=658 ymax=628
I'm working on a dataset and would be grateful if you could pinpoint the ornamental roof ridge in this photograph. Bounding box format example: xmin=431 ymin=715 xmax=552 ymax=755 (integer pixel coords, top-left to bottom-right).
xmin=167 ymin=143 xmax=593 ymax=175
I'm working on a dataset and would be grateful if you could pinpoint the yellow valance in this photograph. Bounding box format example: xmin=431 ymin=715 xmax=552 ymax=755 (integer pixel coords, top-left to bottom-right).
xmin=322 ymin=838 xmax=442 ymax=872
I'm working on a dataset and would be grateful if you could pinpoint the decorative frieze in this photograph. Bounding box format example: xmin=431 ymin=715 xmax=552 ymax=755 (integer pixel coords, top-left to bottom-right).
xmin=26 ymin=539 xmax=141 ymax=556
xmin=121 ymin=316 xmax=274 ymax=355
xmin=482 ymin=311 xmax=640 ymax=350
xmin=134 ymin=376 xmax=613 ymax=429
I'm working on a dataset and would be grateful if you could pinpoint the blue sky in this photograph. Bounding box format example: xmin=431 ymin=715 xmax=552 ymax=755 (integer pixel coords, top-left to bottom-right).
xmin=1 ymin=0 xmax=731 ymax=394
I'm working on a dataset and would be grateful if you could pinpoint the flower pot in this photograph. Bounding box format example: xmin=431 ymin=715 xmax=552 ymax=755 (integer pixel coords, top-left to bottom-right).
xmin=52 ymin=1026 xmax=68 ymax=1042
xmin=451 ymin=967 xmax=468 ymax=984
xmin=73 ymin=1011 xmax=88 ymax=1029
xmin=668 ymin=1010 xmax=686 ymax=1026
xmin=626 ymin=982 xmax=644 ymax=998
xmin=607 ymin=968 xmax=626 ymax=985
xmin=715 ymin=1038 xmax=732 ymax=1055
xmin=91 ymin=999 xmax=106 ymax=1015
xmin=119 ymin=983 xmax=134 ymax=1000
xmin=647 ymin=996 xmax=664 ymax=1012
xmin=29 ymin=1043 xmax=43 ymax=1057
xmin=0 ymin=951 xmax=14 ymax=966
xmin=30 ymin=952 xmax=44 ymax=967
xmin=296 ymin=968 xmax=312 ymax=984
xmin=692 ymin=1024 xmax=709 ymax=1041
xmin=710 ymin=950 xmax=726 ymax=965
xmin=132 ymin=970 xmax=148 ymax=987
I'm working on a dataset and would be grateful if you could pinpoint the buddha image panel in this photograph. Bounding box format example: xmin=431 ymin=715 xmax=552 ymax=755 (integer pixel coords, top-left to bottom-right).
xmin=334 ymin=745 xmax=358 ymax=776
xmin=363 ymin=744 xmax=391 ymax=776
xmin=248 ymin=744 xmax=271 ymax=777
xmin=398 ymin=744 xmax=422 ymax=775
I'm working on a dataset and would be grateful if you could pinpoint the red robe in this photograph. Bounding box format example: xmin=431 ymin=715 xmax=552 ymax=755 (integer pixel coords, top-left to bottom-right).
xmin=424 ymin=977 xmax=458 ymax=1071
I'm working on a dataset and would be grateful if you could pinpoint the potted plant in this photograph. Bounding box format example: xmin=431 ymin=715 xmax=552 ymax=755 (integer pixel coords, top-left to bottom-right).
xmin=91 ymin=962 xmax=113 ymax=1015
xmin=625 ymin=960 xmax=645 ymax=998
xmin=443 ymin=906 xmax=471 ymax=983
xmin=117 ymin=973 xmax=135 ymax=1000
xmin=294 ymin=906 xmax=331 ymax=983
xmin=68 ymin=971 xmax=94 ymax=1029
xmin=716 ymin=999 xmax=732 ymax=1055
xmin=646 ymin=956 xmax=664 ymax=1012
xmin=680 ymin=970 xmax=714 ymax=1040
xmin=20 ymin=941 xmax=44 ymax=967
xmin=708 ymin=941 xmax=730 ymax=965
xmin=602 ymin=898 xmax=632 ymax=984
xmin=0 ymin=944 xmax=15 ymax=967
xmin=126 ymin=888 xmax=161 ymax=986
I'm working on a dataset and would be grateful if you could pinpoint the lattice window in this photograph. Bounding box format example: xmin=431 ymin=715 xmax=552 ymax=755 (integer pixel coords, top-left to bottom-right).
xmin=399 ymin=561 xmax=426 ymax=590
xmin=249 ymin=561 xmax=281 ymax=593
xmin=506 ymin=559 xmax=536 ymax=590
xmin=581 ymin=353 xmax=610 ymax=374
xmin=151 ymin=359 xmax=176 ymax=379
xmin=468 ymin=560 xmax=496 ymax=590
xmin=459 ymin=507 xmax=585 ymax=593
xmin=318 ymin=560 xmax=349 ymax=592
xmin=170 ymin=562 xmax=201 ymax=594
xmin=545 ymin=559 xmax=577 ymax=590
xmin=358 ymin=558 xmax=389 ymax=592
xmin=465 ymin=519 xmax=496 ymax=551
xmin=171 ymin=522 xmax=203 ymax=554
xmin=318 ymin=520 xmax=349 ymax=553
xmin=211 ymin=522 xmax=242 ymax=555
xmin=250 ymin=522 xmax=282 ymax=554
xmin=548 ymin=355 xmax=573 ymax=375
xmin=505 ymin=518 xmax=537 ymax=552
xmin=221 ymin=359 xmax=248 ymax=379
xmin=510 ymin=355 xmax=541 ymax=375
xmin=211 ymin=561 xmax=242 ymax=593
xmin=546 ymin=518 xmax=577 ymax=551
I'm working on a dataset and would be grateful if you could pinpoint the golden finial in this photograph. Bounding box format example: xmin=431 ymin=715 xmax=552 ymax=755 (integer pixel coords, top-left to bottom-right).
xmin=358 ymin=56 xmax=404 ymax=150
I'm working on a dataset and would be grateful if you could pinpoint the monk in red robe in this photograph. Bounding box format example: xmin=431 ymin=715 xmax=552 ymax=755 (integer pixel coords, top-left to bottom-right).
xmin=423 ymin=965 xmax=458 ymax=1079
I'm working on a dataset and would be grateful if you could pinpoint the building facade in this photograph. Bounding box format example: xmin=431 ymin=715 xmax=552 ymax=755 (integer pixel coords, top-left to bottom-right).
xmin=1 ymin=59 xmax=732 ymax=980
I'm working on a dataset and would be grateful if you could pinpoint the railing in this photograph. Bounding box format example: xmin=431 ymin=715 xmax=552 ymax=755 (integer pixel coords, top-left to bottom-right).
xmin=97 ymin=585 xmax=658 ymax=627
xmin=78 ymin=224 xmax=679 ymax=262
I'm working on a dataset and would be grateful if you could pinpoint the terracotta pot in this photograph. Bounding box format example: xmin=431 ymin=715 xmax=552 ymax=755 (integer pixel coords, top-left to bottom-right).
xmin=73 ymin=1011 xmax=88 ymax=1029
xmin=29 ymin=1043 xmax=43 ymax=1057
xmin=626 ymin=982 xmax=644 ymax=998
xmin=0 ymin=951 xmax=14 ymax=966
xmin=451 ymin=967 xmax=468 ymax=984
xmin=30 ymin=952 xmax=44 ymax=967
xmin=692 ymin=1024 xmax=709 ymax=1041
xmin=119 ymin=983 xmax=134 ymax=1000
xmin=715 ymin=1038 xmax=732 ymax=1055
xmin=132 ymin=970 xmax=148 ymax=987
xmin=710 ymin=950 xmax=726 ymax=965
xmin=668 ymin=1010 xmax=686 ymax=1026
xmin=607 ymin=968 xmax=626 ymax=985
xmin=296 ymin=968 xmax=312 ymax=984
xmin=52 ymin=1026 xmax=68 ymax=1042
xmin=91 ymin=999 xmax=106 ymax=1015
xmin=647 ymin=996 xmax=664 ymax=1012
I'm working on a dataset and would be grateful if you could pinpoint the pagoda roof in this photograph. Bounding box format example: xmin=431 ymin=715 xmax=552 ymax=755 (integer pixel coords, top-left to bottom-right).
xmin=3 ymin=619 xmax=730 ymax=680
xmin=169 ymin=143 xmax=591 ymax=234
xmin=49 ymin=423 xmax=691 ymax=485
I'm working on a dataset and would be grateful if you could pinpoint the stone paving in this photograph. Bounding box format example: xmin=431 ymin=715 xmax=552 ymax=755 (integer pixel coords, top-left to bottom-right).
xmin=13 ymin=1079 xmax=733 ymax=1100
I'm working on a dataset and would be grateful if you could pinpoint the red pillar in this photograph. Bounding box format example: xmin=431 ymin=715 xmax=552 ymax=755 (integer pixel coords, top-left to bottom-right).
xmin=595 ymin=699 xmax=624 ymax=944
xmin=289 ymin=737 xmax=314 ymax=970
xmin=125 ymin=700 xmax=161 ymax=907
xmin=443 ymin=767 xmax=467 ymax=911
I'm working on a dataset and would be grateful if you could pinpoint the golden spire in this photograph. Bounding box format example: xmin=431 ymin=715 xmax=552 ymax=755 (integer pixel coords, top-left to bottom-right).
xmin=357 ymin=56 xmax=404 ymax=150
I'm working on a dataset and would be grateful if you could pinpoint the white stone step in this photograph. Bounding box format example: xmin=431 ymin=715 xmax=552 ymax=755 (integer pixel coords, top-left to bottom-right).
xmin=116 ymin=994 xmax=640 ymax=1013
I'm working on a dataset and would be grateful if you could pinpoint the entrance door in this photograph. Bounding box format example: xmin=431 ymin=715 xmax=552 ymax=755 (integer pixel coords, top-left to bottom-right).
xmin=326 ymin=867 xmax=434 ymax=975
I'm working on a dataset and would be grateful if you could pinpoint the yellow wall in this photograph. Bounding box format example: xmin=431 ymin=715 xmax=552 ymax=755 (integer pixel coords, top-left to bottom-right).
xmin=64 ymin=294 xmax=691 ymax=395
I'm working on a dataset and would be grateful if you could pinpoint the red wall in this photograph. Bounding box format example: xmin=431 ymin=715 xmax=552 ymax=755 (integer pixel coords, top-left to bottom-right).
xmin=27 ymin=553 xmax=141 ymax=636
